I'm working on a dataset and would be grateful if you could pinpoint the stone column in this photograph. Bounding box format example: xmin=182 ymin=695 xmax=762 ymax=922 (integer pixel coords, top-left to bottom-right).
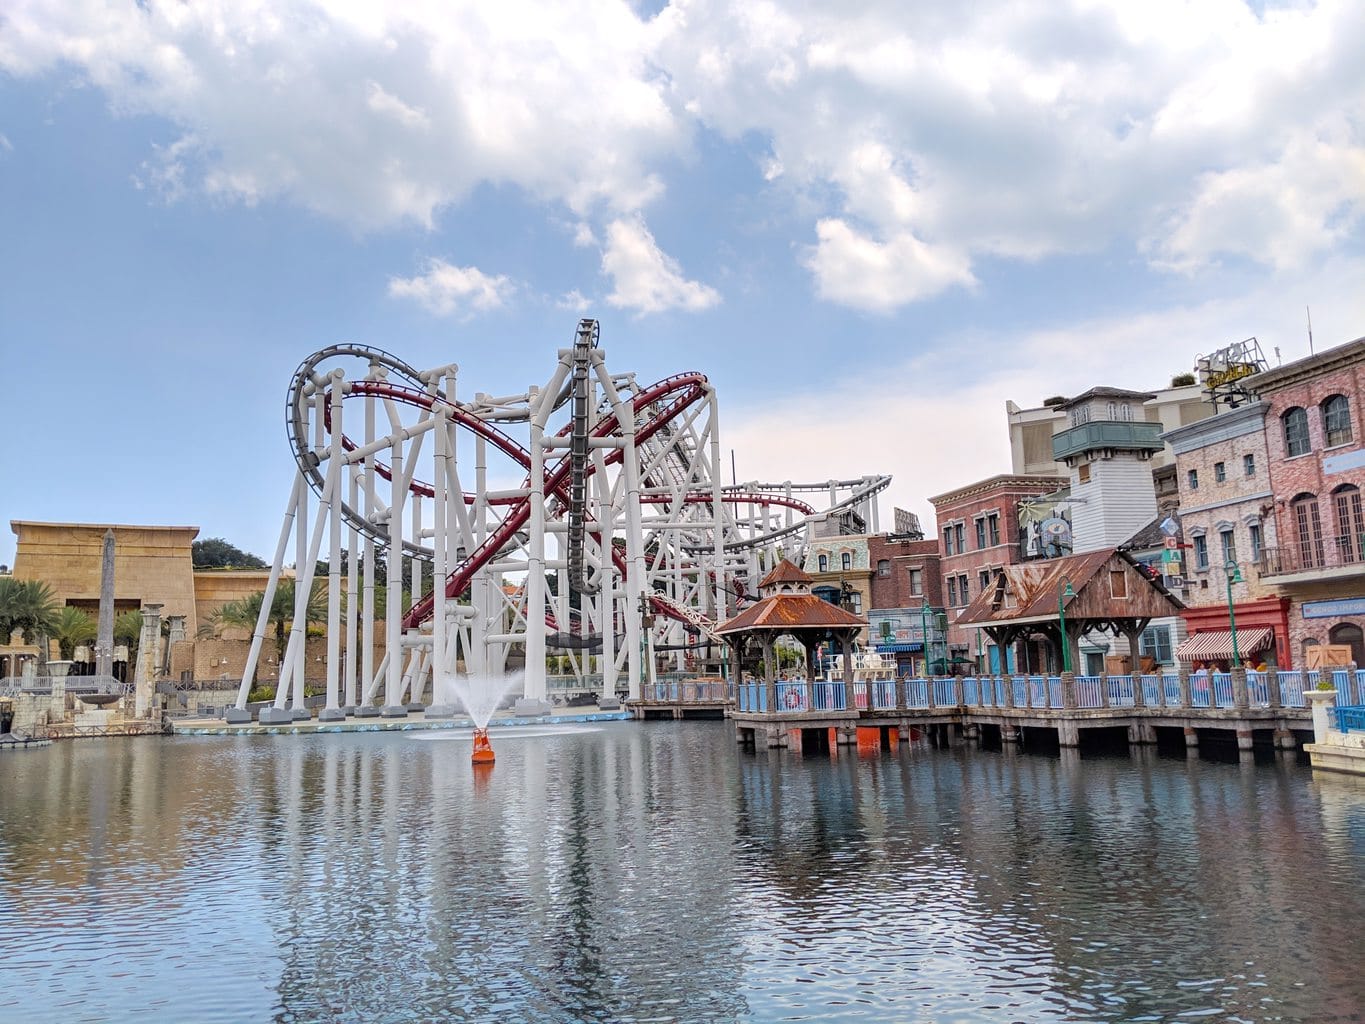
xmin=1231 ymin=667 xmax=1249 ymax=710
xmin=1177 ymin=666 xmax=1191 ymax=709
xmin=1057 ymin=720 xmax=1080 ymax=747
xmin=1061 ymin=671 xmax=1077 ymax=710
xmin=134 ymin=604 xmax=163 ymax=719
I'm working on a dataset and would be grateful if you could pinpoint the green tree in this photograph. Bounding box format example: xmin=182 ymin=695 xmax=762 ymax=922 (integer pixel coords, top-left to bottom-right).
xmin=53 ymin=606 xmax=97 ymax=660
xmin=209 ymin=579 xmax=328 ymax=666
xmin=0 ymin=578 xmax=59 ymax=666
xmin=193 ymin=537 xmax=267 ymax=569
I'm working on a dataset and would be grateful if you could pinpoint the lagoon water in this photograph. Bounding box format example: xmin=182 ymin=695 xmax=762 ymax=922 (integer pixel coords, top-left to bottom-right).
xmin=1 ymin=724 xmax=1362 ymax=1023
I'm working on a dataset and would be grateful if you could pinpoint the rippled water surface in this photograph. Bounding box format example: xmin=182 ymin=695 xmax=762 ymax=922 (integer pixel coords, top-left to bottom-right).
xmin=2 ymin=725 xmax=1363 ymax=1023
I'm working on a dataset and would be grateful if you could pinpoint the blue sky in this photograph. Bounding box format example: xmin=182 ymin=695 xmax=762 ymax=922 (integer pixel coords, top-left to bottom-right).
xmin=2 ymin=0 xmax=1363 ymax=566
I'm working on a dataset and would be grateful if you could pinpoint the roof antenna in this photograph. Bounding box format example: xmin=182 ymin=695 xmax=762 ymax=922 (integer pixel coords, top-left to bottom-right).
xmin=1307 ymin=305 xmax=1315 ymax=356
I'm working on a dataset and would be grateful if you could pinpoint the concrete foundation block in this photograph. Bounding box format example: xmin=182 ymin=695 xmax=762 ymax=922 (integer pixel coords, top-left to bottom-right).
xmin=380 ymin=705 xmax=408 ymax=718
xmin=290 ymin=708 xmax=311 ymax=721
xmin=224 ymin=707 xmax=253 ymax=724
xmin=597 ymin=697 xmax=622 ymax=711
xmin=513 ymin=698 xmax=552 ymax=717
xmin=354 ymin=705 xmax=381 ymax=718
xmin=423 ymin=704 xmax=458 ymax=719
xmin=258 ymin=708 xmax=294 ymax=725
xmin=405 ymin=702 xmax=426 ymax=713
xmin=317 ymin=708 xmax=346 ymax=722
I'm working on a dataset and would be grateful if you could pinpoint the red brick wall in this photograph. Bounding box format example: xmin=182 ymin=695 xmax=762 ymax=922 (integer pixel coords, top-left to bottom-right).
xmin=868 ymin=536 xmax=941 ymax=610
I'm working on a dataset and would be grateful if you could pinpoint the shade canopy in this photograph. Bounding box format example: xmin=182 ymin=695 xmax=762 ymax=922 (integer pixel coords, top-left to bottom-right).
xmin=1175 ymin=628 xmax=1273 ymax=662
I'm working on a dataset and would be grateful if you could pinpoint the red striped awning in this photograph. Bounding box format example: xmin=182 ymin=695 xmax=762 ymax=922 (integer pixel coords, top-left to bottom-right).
xmin=1175 ymin=627 xmax=1273 ymax=662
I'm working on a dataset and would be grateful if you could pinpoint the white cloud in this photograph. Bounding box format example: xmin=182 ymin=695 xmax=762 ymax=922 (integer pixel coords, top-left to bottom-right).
xmin=0 ymin=0 xmax=684 ymax=229
xmin=725 ymin=255 xmax=1365 ymax=532
xmin=3 ymin=0 xmax=1362 ymax=310
xmin=388 ymin=258 xmax=514 ymax=316
xmin=602 ymin=216 xmax=720 ymax=314
xmin=804 ymin=218 xmax=975 ymax=310
xmin=557 ymin=288 xmax=592 ymax=312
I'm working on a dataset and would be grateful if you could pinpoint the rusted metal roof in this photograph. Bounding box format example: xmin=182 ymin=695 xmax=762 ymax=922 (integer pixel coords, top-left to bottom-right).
xmin=716 ymin=593 xmax=865 ymax=635
xmin=759 ymin=558 xmax=812 ymax=588
xmin=958 ymin=548 xmax=1183 ymax=626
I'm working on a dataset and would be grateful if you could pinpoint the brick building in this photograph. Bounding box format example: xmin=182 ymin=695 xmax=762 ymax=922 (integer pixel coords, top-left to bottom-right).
xmin=1250 ymin=336 xmax=1365 ymax=667
xmin=928 ymin=474 xmax=1067 ymax=672
xmin=1163 ymin=400 xmax=1289 ymax=667
xmin=866 ymin=534 xmax=942 ymax=675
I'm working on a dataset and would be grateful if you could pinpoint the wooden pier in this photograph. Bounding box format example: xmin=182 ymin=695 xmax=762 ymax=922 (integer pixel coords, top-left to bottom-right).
xmin=721 ymin=668 xmax=1341 ymax=755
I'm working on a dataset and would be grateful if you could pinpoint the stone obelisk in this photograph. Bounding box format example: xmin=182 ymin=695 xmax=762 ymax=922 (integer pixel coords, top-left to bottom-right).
xmin=95 ymin=528 xmax=115 ymax=680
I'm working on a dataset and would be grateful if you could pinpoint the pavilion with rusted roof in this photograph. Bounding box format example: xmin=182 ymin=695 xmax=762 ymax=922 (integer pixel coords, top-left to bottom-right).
xmin=957 ymin=548 xmax=1184 ymax=673
xmin=715 ymin=558 xmax=866 ymax=704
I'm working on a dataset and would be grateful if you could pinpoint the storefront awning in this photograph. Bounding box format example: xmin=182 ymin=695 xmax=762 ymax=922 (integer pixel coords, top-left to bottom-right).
xmin=1175 ymin=627 xmax=1273 ymax=662
xmin=875 ymin=642 xmax=922 ymax=653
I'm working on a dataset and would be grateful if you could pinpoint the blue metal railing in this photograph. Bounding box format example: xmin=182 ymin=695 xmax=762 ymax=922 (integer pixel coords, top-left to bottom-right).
xmin=1139 ymin=674 xmax=1162 ymax=705
xmin=1076 ymin=675 xmax=1104 ymax=708
xmin=1108 ymin=675 xmax=1136 ymax=707
xmin=1332 ymin=705 xmax=1365 ymax=733
xmin=1048 ymin=676 xmax=1063 ymax=708
xmin=934 ymin=678 xmax=958 ymax=706
xmin=905 ymin=678 xmax=930 ymax=708
xmin=1162 ymin=673 xmax=1181 ymax=705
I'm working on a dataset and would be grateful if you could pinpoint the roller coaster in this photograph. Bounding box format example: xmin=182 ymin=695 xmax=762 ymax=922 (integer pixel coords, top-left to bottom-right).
xmin=231 ymin=320 xmax=890 ymax=722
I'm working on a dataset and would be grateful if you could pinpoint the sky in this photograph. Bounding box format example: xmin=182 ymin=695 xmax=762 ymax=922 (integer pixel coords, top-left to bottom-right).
xmin=2 ymin=0 xmax=1363 ymax=567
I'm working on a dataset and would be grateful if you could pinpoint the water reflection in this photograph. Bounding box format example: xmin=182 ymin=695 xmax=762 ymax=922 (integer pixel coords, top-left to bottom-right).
xmin=0 ymin=727 xmax=1362 ymax=1022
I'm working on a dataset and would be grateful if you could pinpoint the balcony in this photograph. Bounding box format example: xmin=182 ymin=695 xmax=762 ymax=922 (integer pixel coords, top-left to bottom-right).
xmin=1259 ymin=536 xmax=1365 ymax=585
xmin=1051 ymin=420 xmax=1164 ymax=461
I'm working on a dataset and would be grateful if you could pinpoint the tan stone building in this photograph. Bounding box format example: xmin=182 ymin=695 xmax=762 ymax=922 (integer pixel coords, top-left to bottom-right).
xmin=12 ymin=521 xmax=201 ymax=631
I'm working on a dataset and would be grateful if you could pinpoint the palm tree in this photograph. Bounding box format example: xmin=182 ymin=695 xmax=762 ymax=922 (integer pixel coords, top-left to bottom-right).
xmin=0 ymin=578 xmax=59 ymax=666
xmin=209 ymin=579 xmax=328 ymax=669
xmin=53 ymin=607 xmax=97 ymax=660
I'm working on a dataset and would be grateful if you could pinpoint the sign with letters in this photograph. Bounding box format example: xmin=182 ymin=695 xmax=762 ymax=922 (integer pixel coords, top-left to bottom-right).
xmin=1303 ymin=597 xmax=1365 ymax=619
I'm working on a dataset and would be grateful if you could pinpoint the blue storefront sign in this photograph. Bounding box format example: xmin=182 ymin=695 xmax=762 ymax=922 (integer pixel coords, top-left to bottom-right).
xmin=1303 ymin=597 xmax=1365 ymax=619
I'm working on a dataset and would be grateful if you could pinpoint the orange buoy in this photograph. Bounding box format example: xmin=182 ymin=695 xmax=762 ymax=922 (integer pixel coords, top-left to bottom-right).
xmin=471 ymin=727 xmax=495 ymax=764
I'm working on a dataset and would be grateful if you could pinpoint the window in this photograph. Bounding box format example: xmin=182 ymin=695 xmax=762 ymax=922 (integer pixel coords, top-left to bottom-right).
xmin=959 ymin=575 xmax=969 ymax=604
xmin=1214 ymin=461 xmax=1226 ymax=482
xmin=1244 ymin=453 xmax=1255 ymax=477
xmin=1139 ymin=625 xmax=1173 ymax=665
xmin=1323 ymin=394 xmax=1352 ymax=447
xmin=1078 ymin=463 xmax=1092 ymax=484
xmin=818 ymin=554 xmax=828 ymax=572
xmin=975 ymin=519 xmax=987 ymax=550
xmin=1283 ymin=407 xmax=1310 ymax=457
xmin=954 ymin=523 xmax=965 ymax=554
xmin=1107 ymin=401 xmax=1118 ymax=420
xmin=1249 ymin=522 xmax=1263 ymax=564
xmin=943 ymin=528 xmax=954 ymax=556
xmin=1293 ymin=493 xmax=1325 ymax=568
xmin=947 ymin=577 xmax=958 ymax=606
xmin=1193 ymin=534 xmax=1209 ymax=570
xmin=909 ymin=568 xmax=923 ymax=595
xmin=1187 ymin=469 xmax=1199 ymax=491
xmin=988 ymin=514 xmax=1000 ymax=546
xmin=880 ymin=619 xmax=893 ymax=639
xmin=1220 ymin=528 xmax=1236 ymax=567
xmin=1334 ymin=485 xmax=1365 ymax=563
xmin=814 ymin=585 xmax=839 ymax=605
xmin=877 ymin=559 xmax=890 ymax=578
xmin=841 ymin=552 xmax=852 ymax=571
xmin=845 ymin=591 xmax=862 ymax=614
xmin=979 ymin=569 xmax=991 ymax=592
xmin=1070 ymin=406 xmax=1091 ymax=427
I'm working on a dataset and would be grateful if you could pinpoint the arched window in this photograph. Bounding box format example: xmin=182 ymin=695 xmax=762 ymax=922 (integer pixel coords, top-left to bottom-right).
xmin=1322 ymin=394 xmax=1352 ymax=447
xmin=1282 ymin=407 xmax=1310 ymax=457
xmin=1329 ymin=623 xmax=1365 ymax=668
xmin=1292 ymin=493 xmax=1325 ymax=569
xmin=841 ymin=552 xmax=852 ymax=571
xmin=1334 ymin=484 xmax=1365 ymax=563
xmin=817 ymin=554 xmax=828 ymax=572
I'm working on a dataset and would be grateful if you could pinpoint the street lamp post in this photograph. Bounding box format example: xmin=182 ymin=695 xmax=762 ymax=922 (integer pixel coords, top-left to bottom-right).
xmin=1225 ymin=561 xmax=1244 ymax=668
xmin=1058 ymin=576 xmax=1076 ymax=674
xmin=919 ymin=601 xmax=930 ymax=678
